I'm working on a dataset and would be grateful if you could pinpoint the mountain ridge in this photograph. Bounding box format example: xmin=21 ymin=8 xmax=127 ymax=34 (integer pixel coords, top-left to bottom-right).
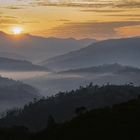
xmin=0 ymin=31 xmax=96 ymax=62
xmin=58 ymin=63 xmax=140 ymax=74
xmin=42 ymin=37 xmax=140 ymax=71
xmin=0 ymin=57 xmax=48 ymax=71
xmin=0 ymin=76 xmax=40 ymax=112
xmin=0 ymin=84 xmax=140 ymax=131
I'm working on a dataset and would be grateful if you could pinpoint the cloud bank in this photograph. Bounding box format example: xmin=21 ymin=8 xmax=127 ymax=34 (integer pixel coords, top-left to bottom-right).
xmin=46 ymin=21 xmax=140 ymax=39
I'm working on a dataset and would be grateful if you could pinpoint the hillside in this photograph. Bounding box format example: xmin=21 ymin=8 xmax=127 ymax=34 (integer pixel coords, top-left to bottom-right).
xmin=0 ymin=31 xmax=96 ymax=62
xmin=33 ymin=96 xmax=140 ymax=140
xmin=0 ymin=57 xmax=47 ymax=71
xmin=0 ymin=84 xmax=140 ymax=131
xmin=42 ymin=37 xmax=140 ymax=70
xmin=1 ymin=86 xmax=140 ymax=139
xmin=59 ymin=63 xmax=140 ymax=74
xmin=0 ymin=52 xmax=27 ymax=61
xmin=24 ymin=64 xmax=140 ymax=96
xmin=0 ymin=76 xmax=40 ymax=112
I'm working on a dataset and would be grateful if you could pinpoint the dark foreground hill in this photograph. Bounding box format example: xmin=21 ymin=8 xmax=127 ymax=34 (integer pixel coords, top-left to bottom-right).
xmin=33 ymin=96 xmax=140 ymax=140
xmin=1 ymin=89 xmax=140 ymax=140
xmin=0 ymin=84 xmax=140 ymax=131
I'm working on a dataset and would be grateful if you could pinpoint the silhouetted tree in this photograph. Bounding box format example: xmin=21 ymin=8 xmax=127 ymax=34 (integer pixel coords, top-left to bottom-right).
xmin=47 ymin=115 xmax=56 ymax=129
xmin=75 ymin=106 xmax=87 ymax=115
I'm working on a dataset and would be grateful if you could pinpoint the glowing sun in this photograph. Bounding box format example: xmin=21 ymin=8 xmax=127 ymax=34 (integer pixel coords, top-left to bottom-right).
xmin=11 ymin=27 xmax=23 ymax=35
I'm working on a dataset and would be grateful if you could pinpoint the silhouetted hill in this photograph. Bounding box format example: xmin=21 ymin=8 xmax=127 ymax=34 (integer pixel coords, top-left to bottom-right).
xmin=0 ymin=84 xmax=140 ymax=131
xmin=0 ymin=76 xmax=40 ymax=112
xmin=42 ymin=37 xmax=140 ymax=70
xmin=1 ymin=87 xmax=140 ymax=139
xmin=0 ymin=57 xmax=48 ymax=71
xmin=33 ymin=96 xmax=140 ymax=140
xmin=0 ymin=31 xmax=96 ymax=62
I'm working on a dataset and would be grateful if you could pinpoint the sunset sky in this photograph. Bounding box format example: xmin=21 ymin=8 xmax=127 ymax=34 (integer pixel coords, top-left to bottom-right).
xmin=0 ymin=0 xmax=140 ymax=39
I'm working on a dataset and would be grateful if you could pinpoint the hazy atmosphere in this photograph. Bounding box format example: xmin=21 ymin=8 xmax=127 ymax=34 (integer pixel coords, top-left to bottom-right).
xmin=0 ymin=1 xmax=140 ymax=140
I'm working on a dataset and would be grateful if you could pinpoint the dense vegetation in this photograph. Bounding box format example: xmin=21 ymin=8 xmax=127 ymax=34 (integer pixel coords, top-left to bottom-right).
xmin=0 ymin=84 xmax=140 ymax=132
xmin=33 ymin=97 xmax=140 ymax=140
xmin=1 ymin=88 xmax=140 ymax=139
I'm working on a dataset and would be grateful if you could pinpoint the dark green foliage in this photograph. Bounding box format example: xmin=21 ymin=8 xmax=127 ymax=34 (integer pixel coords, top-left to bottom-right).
xmin=1 ymin=84 xmax=140 ymax=131
xmin=47 ymin=115 xmax=56 ymax=129
xmin=75 ymin=106 xmax=87 ymax=115
xmin=1 ymin=84 xmax=140 ymax=139
xmin=0 ymin=126 xmax=31 ymax=140
xmin=33 ymin=97 xmax=140 ymax=140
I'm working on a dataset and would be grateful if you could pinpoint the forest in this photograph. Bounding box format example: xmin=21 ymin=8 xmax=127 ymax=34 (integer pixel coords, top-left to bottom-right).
xmin=0 ymin=84 xmax=140 ymax=139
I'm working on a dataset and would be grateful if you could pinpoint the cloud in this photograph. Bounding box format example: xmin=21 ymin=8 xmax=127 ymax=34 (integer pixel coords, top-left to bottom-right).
xmin=21 ymin=20 xmax=40 ymax=24
xmin=56 ymin=19 xmax=71 ymax=22
xmin=80 ymin=9 xmax=125 ymax=13
xmin=0 ymin=15 xmax=18 ymax=25
xmin=33 ymin=0 xmax=113 ymax=8
xmin=107 ymin=14 xmax=140 ymax=17
xmin=32 ymin=0 xmax=140 ymax=8
xmin=5 ymin=6 xmax=25 ymax=10
xmin=45 ymin=21 xmax=140 ymax=39
xmin=115 ymin=1 xmax=140 ymax=8
xmin=106 ymin=14 xmax=140 ymax=21
xmin=0 ymin=13 xmax=38 ymax=26
xmin=1 ymin=0 xmax=140 ymax=9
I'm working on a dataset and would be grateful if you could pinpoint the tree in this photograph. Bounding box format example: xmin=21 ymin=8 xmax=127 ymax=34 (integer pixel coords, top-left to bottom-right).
xmin=47 ymin=115 xmax=56 ymax=129
xmin=75 ymin=106 xmax=87 ymax=116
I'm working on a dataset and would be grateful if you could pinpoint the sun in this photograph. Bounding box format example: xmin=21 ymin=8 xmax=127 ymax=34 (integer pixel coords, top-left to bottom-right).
xmin=11 ymin=27 xmax=23 ymax=35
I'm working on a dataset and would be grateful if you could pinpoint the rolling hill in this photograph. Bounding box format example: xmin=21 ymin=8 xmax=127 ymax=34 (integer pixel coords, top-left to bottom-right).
xmin=1 ymin=89 xmax=140 ymax=140
xmin=0 ymin=84 xmax=140 ymax=131
xmin=59 ymin=63 xmax=140 ymax=74
xmin=0 ymin=76 xmax=40 ymax=112
xmin=0 ymin=31 xmax=96 ymax=62
xmin=24 ymin=64 xmax=140 ymax=96
xmin=0 ymin=52 xmax=27 ymax=60
xmin=41 ymin=37 xmax=140 ymax=71
xmin=0 ymin=57 xmax=48 ymax=71
xmin=32 ymin=96 xmax=140 ymax=140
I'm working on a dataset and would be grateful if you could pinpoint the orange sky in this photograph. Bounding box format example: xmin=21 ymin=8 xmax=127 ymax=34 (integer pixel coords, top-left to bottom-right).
xmin=0 ymin=0 xmax=140 ymax=39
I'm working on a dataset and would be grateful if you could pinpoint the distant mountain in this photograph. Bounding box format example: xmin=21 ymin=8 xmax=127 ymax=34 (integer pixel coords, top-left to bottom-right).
xmin=0 ymin=52 xmax=27 ymax=61
xmin=0 ymin=84 xmax=140 ymax=131
xmin=25 ymin=64 xmax=140 ymax=96
xmin=0 ymin=57 xmax=48 ymax=71
xmin=0 ymin=76 xmax=40 ymax=112
xmin=59 ymin=63 xmax=140 ymax=74
xmin=0 ymin=31 xmax=96 ymax=62
xmin=41 ymin=37 xmax=140 ymax=71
